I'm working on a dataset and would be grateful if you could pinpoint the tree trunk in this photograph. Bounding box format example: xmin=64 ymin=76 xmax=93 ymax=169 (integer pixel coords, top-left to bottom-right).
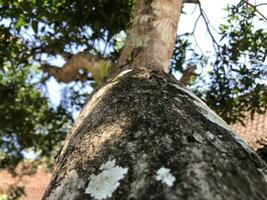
xmin=43 ymin=0 xmax=267 ymax=199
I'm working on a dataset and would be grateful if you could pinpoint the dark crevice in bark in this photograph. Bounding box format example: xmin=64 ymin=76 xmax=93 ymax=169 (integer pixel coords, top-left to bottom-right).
xmin=43 ymin=69 xmax=267 ymax=200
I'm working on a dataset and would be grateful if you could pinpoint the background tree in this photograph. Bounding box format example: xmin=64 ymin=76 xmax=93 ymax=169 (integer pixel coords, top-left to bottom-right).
xmin=41 ymin=0 xmax=267 ymax=199
xmin=0 ymin=0 xmax=266 ymax=177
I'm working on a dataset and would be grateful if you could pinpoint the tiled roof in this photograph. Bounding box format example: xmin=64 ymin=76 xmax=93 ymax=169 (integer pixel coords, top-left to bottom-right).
xmin=0 ymin=165 xmax=51 ymax=200
xmin=0 ymin=113 xmax=266 ymax=200
xmin=231 ymin=112 xmax=267 ymax=150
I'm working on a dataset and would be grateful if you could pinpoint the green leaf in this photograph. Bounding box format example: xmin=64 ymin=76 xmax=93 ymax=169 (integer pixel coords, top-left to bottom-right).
xmin=15 ymin=17 xmax=26 ymax=29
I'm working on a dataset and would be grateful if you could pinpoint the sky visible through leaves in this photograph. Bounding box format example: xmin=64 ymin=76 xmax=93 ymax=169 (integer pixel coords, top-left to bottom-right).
xmin=0 ymin=0 xmax=266 ymax=168
xmin=45 ymin=0 xmax=267 ymax=121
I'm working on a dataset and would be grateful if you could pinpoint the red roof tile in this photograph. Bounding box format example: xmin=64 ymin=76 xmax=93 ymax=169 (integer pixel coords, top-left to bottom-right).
xmin=0 ymin=165 xmax=51 ymax=200
xmin=0 ymin=112 xmax=266 ymax=199
xmin=231 ymin=112 xmax=267 ymax=150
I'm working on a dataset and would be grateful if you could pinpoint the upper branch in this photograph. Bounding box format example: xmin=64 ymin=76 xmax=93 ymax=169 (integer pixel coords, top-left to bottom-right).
xmin=183 ymin=0 xmax=199 ymax=4
xmin=117 ymin=0 xmax=183 ymax=72
xmin=241 ymin=0 xmax=267 ymax=22
xmin=41 ymin=52 xmax=111 ymax=83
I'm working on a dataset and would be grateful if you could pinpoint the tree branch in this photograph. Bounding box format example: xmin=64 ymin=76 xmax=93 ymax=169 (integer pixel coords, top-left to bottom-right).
xmin=117 ymin=0 xmax=182 ymax=72
xmin=241 ymin=0 xmax=267 ymax=22
xmin=41 ymin=52 xmax=111 ymax=83
xmin=179 ymin=65 xmax=199 ymax=86
xmin=198 ymin=3 xmax=221 ymax=53
xmin=183 ymin=0 xmax=199 ymax=4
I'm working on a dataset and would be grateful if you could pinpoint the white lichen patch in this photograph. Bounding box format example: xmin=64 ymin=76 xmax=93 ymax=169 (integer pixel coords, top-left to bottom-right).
xmin=85 ymin=159 xmax=128 ymax=200
xmin=47 ymin=170 xmax=85 ymax=200
xmin=156 ymin=167 xmax=176 ymax=187
xmin=206 ymin=131 xmax=215 ymax=141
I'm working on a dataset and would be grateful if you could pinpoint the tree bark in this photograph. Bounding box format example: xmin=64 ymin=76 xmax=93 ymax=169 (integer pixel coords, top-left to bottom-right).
xmin=43 ymin=68 xmax=267 ymax=200
xmin=117 ymin=0 xmax=182 ymax=72
xmin=42 ymin=52 xmax=110 ymax=83
xmin=43 ymin=0 xmax=267 ymax=199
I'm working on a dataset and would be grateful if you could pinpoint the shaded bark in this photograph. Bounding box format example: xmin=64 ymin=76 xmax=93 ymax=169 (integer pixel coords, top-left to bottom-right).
xmin=43 ymin=69 xmax=267 ymax=200
xmin=43 ymin=0 xmax=267 ymax=199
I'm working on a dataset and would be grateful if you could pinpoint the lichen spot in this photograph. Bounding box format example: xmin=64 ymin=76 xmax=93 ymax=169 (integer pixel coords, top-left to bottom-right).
xmin=206 ymin=131 xmax=215 ymax=141
xmin=85 ymin=159 xmax=128 ymax=200
xmin=156 ymin=167 xmax=176 ymax=187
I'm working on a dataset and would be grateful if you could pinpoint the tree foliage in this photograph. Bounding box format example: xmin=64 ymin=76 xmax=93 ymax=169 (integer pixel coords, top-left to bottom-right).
xmin=0 ymin=0 xmax=132 ymax=169
xmin=206 ymin=2 xmax=267 ymax=123
xmin=170 ymin=1 xmax=267 ymax=124
xmin=0 ymin=64 xmax=72 ymax=169
xmin=0 ymin=0 xmax=266 ymax=170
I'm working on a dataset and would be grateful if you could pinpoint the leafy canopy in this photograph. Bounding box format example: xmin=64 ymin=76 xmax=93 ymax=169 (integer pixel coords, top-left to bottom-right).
xmin=0 ymin=0 xmax=266 ymax=169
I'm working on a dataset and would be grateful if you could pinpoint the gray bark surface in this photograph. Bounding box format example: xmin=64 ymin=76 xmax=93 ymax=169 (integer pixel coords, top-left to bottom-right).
xmin=43 ymin=69 xmax=267 ymax=200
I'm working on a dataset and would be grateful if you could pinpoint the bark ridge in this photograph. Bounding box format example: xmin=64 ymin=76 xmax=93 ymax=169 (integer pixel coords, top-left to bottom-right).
xmin=43 ymin=69 xmax=267 ymax=200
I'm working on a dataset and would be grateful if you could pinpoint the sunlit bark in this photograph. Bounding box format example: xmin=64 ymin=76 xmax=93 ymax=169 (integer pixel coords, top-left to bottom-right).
xmin=43 ymin=0 xmax=267 ymax=199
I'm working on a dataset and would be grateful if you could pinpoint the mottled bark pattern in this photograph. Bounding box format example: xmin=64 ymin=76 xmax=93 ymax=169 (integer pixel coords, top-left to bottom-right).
xmin=43 ymin=69 xmax=267 ymax=200
xmin=43 ymin=0 xmax=267 ymax=198
xmin=117 ymin=0 xmax=182 ymax=72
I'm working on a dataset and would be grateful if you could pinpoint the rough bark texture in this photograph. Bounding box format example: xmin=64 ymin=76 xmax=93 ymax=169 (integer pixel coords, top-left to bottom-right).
xmin=43 ymin=68 xmax=267 ymax=200
xmin=43 ymin=0 xmax=267 ymax=199
xmin=117 ymin=0 xmax=182 ymax=72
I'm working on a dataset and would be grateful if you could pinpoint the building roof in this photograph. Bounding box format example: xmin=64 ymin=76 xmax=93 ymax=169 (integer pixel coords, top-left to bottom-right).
xmin=0 ymin=113 xmax=266 ymax=200
xmin=0 ymin=164 xmax=51 ymax=200
xmin=231 ymin=112 xmax=267 ymax=150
